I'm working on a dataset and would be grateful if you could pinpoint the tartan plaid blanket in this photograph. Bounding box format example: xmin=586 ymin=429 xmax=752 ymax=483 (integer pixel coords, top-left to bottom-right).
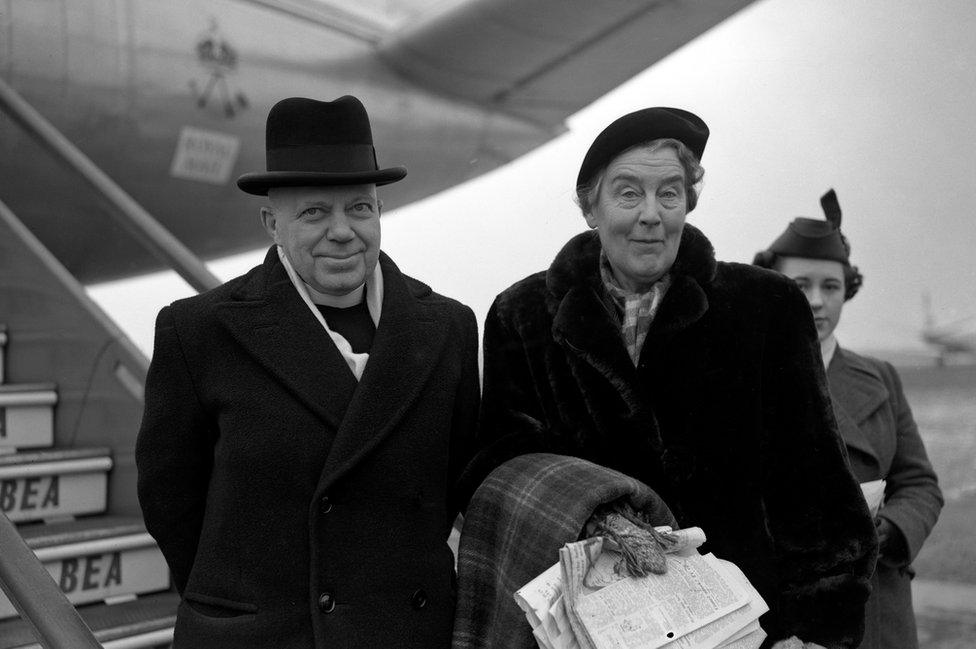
xmin=452 ymin=453 xmax=676 ymax=649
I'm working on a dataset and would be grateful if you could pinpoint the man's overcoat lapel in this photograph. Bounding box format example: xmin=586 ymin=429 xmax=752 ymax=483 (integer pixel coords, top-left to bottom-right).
xmin=214 ymin=249 xmax=450 ymax=489
xmin=213 ymin=248 xmax=358 ymax=430
xmin=318 ymin=253 xmax=450 ymax=491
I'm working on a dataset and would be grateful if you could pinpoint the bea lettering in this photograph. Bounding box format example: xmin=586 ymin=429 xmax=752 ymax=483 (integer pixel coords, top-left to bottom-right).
xmin=59 ymin=553 xmax=122 ymax=593
xmin=0 ymin=476 xmax=59 ymax=512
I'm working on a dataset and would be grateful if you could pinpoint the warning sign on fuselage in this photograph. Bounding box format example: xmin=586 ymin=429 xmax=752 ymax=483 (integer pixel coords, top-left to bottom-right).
xmin=170 ymin=126 xmax=240 ymax=185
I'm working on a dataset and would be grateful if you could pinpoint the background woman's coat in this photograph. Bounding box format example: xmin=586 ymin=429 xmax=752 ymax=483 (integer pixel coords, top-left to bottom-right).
xmin=137 ymin=248 xmax=479 ymax=649
xmin=462 ymin=226 xmax=878 ymax=648
xmin=828 ymin=347 xmax=942 ymax=649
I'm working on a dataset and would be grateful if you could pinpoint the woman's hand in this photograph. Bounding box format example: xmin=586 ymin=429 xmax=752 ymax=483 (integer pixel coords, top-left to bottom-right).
xmin=876 ymin=517 xmax=893 ymax=548
xmin=876 ymin=516 xmax=909 ymax=564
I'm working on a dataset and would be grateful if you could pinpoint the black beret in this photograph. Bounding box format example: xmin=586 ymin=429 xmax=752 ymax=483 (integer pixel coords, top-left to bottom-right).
xmin=576 ymin=107 xmax=709 ymax=188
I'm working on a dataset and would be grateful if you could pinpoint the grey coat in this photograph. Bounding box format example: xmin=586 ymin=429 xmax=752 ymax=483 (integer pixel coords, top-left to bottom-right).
xmin=827 ymin=346 xmax=943 ymax=649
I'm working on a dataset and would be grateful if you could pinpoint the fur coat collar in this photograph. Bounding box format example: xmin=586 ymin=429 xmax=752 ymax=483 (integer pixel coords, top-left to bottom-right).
xmin=543 ymin=224 xmax=719 ymax=389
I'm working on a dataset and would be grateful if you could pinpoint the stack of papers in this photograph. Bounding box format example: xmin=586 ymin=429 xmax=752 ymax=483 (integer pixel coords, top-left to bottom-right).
xmin=515 ymin=528 xmax=768 ymax=649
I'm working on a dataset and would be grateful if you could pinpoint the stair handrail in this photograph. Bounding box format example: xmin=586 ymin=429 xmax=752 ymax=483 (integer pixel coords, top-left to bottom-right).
xmin=0 ymin=197 xmax=150 ymax=382
xmin=0 ymin=76 xmax=220 ymax=294
xmin=0 ymin=511 xmax=101 ymax=649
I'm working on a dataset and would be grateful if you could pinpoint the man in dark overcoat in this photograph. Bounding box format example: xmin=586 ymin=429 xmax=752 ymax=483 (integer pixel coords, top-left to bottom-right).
xmin=136 ymin=96 xmax=479 ymax=649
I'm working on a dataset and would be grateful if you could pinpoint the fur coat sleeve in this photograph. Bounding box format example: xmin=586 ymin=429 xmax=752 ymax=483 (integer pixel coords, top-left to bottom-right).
xmin=754 ymin=283 xmax=878 ymax=648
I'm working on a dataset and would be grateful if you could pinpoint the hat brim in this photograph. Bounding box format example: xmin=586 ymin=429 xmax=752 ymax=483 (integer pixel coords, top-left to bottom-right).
xmin=236 ymin=167 xmax=407 ymax=196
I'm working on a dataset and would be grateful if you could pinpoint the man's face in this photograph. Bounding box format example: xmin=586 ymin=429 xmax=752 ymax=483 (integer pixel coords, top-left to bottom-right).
xmin=261 ymin=184 xmax=381 ymax=297
xmin=584 ymin=146 xmax=688 ymax=293
xmin=776 ymin=256 xmax=846 ymax=342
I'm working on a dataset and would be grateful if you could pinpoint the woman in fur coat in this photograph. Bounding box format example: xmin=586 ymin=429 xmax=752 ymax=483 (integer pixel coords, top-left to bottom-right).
xmin=753 ymin=191 xmax=943 ymax=649
xmin=460 ymin=108 xmax=878 ymax=649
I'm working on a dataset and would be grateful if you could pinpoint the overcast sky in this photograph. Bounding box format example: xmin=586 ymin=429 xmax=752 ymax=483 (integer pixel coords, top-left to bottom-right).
xmin=89 ymin=0 xmax=976 ymax=358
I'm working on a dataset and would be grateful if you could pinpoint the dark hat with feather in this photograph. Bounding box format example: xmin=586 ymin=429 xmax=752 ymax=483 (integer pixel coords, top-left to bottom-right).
xmin=753 ymin=189 xmax=863 ymax=300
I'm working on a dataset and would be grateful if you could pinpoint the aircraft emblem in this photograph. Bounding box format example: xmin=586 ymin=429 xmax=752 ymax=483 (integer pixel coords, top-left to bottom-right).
xmin=190 ymin=18 xmax=249 ymax=118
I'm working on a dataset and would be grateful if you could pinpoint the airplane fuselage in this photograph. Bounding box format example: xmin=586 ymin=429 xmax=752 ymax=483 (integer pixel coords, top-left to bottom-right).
xmin=0 ymin=0 xmax=553 ymax=282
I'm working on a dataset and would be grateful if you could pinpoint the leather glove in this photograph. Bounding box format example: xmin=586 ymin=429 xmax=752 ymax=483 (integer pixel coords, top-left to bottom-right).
xmin=876 ymin=516 xmax=909 ymax=564
xmin=586 ymin=501 xmax=676 ymax=576
xmin=876 ymin=516 xmax=893 ymax=548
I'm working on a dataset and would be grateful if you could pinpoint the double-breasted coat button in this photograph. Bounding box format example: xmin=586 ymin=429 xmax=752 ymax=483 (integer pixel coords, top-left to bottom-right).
xmin=320 ymin=495 xmax=333 ymax=514
xmin=410 ymin=589 xmax=428 ymax=610
xmin=318 ymin=592 xmax=336 ymax=613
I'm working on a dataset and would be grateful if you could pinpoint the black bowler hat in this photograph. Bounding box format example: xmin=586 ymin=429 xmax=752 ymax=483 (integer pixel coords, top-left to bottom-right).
xmin=576 ymin=107 xmax=709 ymax=188
xmin=237 ymin=95 xmax=406 ymax=196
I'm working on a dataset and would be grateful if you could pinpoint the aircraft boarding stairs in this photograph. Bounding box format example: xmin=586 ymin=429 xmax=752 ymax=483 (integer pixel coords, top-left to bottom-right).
xmin=0 ymin=200 xmax=179 ymax=647
xmin=0 ymin=326 xmax=178 ymax=648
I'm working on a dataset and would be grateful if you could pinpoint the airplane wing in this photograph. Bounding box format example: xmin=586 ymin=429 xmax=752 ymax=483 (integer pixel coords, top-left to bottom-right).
xmin=379 ymin=0 xmax=757 ymax=127
xmin=239 ymin=0 xmax=390 ymax=43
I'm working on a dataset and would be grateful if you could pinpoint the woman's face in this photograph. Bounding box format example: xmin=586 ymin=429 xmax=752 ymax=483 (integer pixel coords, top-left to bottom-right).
xmin=584 ymin=146 xmax=687 ymax=293
xmin=776 ymin=256 xmax=846 ymax=342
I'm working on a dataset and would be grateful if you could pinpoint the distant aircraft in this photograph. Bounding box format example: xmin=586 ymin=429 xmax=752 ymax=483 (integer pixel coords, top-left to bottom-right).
xmin=0 ymin=0 xmax=758 ymax=643
xmin=922 ymin=293 xmax=976 ymax=364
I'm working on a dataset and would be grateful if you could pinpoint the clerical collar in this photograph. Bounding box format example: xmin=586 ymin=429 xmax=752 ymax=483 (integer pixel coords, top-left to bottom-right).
xmin=276 ymin=246 xmax=383 ymax=327
xmin=305 ymin=281 xmax=364 ymax=308
xmin=276 ymin=247 xmax=383 ymax=379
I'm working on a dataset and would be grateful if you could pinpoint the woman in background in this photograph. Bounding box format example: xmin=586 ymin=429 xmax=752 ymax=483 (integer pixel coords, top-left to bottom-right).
xmin=753 ymin=190 xmax=943 ymax=649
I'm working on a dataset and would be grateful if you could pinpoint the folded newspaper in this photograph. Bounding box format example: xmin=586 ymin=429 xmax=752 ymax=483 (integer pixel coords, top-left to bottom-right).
xmin=514 ymin=527 xmax=768 ymax=649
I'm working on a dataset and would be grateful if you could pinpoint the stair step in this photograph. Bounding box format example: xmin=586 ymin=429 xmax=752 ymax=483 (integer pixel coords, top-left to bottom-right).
xmin=0 ymin=384 xmax=57 ymax=450
xmin=0 ymin=517 xmax=170 ymax=619
xmin=0 ymin=448 xmax=112 ymax=523
xmin=0 ymin=591 xmax=178 ymax=649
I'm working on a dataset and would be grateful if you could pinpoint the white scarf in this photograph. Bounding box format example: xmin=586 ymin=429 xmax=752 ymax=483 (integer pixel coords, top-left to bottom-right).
xmin=277 ymin=246 xmax=383 ymax=380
